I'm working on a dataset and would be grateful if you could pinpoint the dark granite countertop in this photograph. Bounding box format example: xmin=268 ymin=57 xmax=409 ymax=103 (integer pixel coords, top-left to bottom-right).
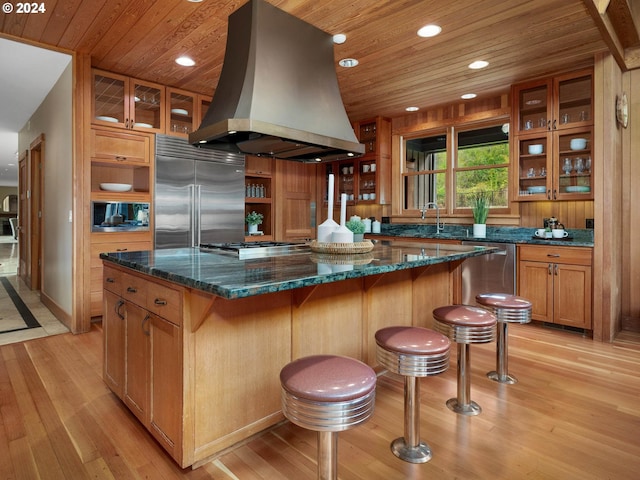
xmin=100 ymin=240 xmax=495 ymax=300
xmin=372 ymin=224 xmax=594 ymax=247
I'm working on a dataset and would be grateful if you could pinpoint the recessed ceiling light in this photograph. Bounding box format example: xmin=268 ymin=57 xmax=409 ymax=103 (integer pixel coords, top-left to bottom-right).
xmin=461 ymin=93 xmax=477 ymax=99
xmin=333 ymin=33 xmax=347 ymax=44
xmin=339 ymin=58 xmax=359 ymax=68
xmin=417 ymin=24 xmax=442 ymax=38
xmin=175 ymin=56 xmax=195 ymax=66
xmin=187 ymin=0 xmax=203 ymax=3
xmin=405 ymin=106 xmax=419 ymax=112
xmin=469 ymin=60 xmax=489 ymax=69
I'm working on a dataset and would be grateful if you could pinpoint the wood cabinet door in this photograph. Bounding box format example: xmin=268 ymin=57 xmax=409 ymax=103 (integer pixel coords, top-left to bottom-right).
xmin=149 ymin=315 xmax=182 ymax=459
xmin=519 ymin=260 xmax=553 ymax=322
xmin=554 ymin=263 xmax=592 ymax=328
xmin=124 ymin=303 xmax=150 ymax=425
xmin=91 ymin=128 xmax=151 ymax=164
xmin=103 ymin=290 xmax=126 ymax=398
xmin=275 ymin=161 xmax=317 ymax=241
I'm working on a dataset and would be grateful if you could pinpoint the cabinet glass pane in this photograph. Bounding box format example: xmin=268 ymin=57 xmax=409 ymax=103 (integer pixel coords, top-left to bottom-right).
xmin=133 ymin=83 xmax=162 ymax=129
xmin=518 ymin=85 xmax=548 ymax=132
xmin=338 ymin=163 xmax=355 ymax=202
xmin=518 ymin=137 xmax=548 ymax=197
xmin=169 ymin=92 xmax=195 ymax=134
xmin=359 ymin=161 xmax=376 ymax=201
xmin=557 ymin=131 xmax=592 ymax=195
xmin=94 ymin=75 xmax=125 ymax=123
xmin=558 ymin=76 xmax=591 ymax=126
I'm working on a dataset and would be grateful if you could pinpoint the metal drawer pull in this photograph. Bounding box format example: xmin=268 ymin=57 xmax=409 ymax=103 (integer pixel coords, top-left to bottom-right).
xmin=106 ymin=277 xmax=115 ymax=283
xmin=546 ymin=253 xmax=560 ymax=258
xmin=127 ymin=286 xmax=137 ymax=293
xmin=154 ymin=298 xmax=167 ymax=306
xmin=116 ymin=248 xmax=128 ymax=252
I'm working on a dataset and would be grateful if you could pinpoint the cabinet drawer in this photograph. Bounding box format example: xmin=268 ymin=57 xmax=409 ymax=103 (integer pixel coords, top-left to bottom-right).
xmin=146 ymin=283 xmax=182 ymax=326
xmin=120 ymin=271 xmax=149 ymax=308
xmin=518 ymin=245 xmax=592 ymax=265
xmin=93 ymin=241 xmax=152 ymax=268
xmin=103 ymin=266 xmax=123 ymax=295
xmin=91 ymin=128 xmax=151 ymax=164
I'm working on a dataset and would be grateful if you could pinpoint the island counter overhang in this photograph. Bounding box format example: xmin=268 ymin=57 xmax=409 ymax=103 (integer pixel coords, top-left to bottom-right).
xmin=100 ymin=241 xmax=495 ymax=468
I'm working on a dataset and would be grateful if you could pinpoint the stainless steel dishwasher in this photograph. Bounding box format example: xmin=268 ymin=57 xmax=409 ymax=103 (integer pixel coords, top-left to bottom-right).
xmin=461 ymin=242 xmax=516 ymax=305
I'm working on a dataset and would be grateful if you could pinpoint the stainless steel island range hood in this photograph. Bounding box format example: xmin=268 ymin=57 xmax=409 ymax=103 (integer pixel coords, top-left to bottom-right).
xmin=189 ymin=0 xmax=364 ymax=163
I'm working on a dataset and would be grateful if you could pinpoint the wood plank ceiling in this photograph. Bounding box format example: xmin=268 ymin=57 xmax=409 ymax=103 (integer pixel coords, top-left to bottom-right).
xmin=1 ymin=0 xmax=637 ymax=121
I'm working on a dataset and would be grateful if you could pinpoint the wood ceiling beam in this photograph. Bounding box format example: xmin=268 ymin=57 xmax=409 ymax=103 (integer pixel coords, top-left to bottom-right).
xmin=582 ymin=0 xmax=640 ymax=70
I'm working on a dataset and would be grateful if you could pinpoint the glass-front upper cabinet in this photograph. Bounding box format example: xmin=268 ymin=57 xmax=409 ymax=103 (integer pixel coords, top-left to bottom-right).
xmin=167 ymin=88 xmax=195 ymax=137
xmin=554 ymin=128 xmax=592 ymax=199
xmin=93 ymin=69 xmax=164 ymax=133
xmin=516 ymin=80 xmax=551 ymax=134
xmin=514 ymin=69 xmax=592 ymax=134
xmin=131 ymin=80 xmax=163 ymax=131
xmin=554 ymin=72 xmax=592 ymax=130
xmin=512 ymin=69 xmax=593 ymax=201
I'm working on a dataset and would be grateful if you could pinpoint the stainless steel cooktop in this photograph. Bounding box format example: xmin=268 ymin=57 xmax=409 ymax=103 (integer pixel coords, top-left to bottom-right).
xmin=199 ymin=241 xmax=310 ymax=259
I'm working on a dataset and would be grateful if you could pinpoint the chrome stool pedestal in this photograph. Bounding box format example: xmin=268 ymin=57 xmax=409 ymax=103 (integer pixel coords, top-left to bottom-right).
xmin=433 ymin=305 xmax=497 ymax=416
xmin=280 ymin=355 xmax=376 ymax=480
xmin=476 ymin=293 xmax=532 ymax=384
xmin=375 ymin=326 xmax=450 ymax=463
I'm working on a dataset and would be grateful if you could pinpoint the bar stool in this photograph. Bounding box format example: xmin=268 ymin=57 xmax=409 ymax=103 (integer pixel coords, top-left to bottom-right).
xmin=476 ymin=293 xmax=532 ymax=384
xmin=375 ymin=326 xmax=450 ymax=464
xmin=280 ymin=355 xmax=376 ymax=480
xmin=433 ymin=305 xmax=496 ymax=416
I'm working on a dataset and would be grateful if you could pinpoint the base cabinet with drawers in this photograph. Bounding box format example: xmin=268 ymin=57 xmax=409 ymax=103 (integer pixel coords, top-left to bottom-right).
xmin=517 ymin=245 xmax=592 ymax=329
xmin=103 ymin=265 xmax=183 ymax=462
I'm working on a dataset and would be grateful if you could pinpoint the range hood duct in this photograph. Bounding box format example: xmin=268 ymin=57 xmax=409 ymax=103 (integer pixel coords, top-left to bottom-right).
xmin=189 ymin=0 xmax=364 ymax=162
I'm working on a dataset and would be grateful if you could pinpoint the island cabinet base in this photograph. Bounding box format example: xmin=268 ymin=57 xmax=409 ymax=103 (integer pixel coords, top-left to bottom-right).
xmin=103 ymin=260 xmax=459 ymax=468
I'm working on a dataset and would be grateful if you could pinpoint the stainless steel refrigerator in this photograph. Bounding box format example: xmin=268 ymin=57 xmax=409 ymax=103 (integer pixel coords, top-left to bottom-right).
xmin=154 ymin=134 xmax=245 ymax=248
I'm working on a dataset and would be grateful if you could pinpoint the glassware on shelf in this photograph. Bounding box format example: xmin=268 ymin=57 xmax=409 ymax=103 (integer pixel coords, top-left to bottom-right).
xmin=574 ymin=157 xmax=584 ymax=173
xmin=539 ymin=167 xmax=546 ymax=177
xmin=585 ymin=156 xmax=591 ymax=173
xmin=562 ymin=158 xmax=573 ymax=175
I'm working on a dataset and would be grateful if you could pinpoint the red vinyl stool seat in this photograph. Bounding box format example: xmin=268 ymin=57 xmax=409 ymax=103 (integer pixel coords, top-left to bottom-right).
xmin=476 ymin=293 xmax=532 ymax=384
xmin=280 ymin=355 xmax=376 ymax=480
xmin=433 ymin=305 xmax=497 ymax=416
xmin=375 ymin=326 xmax=450 ymax=463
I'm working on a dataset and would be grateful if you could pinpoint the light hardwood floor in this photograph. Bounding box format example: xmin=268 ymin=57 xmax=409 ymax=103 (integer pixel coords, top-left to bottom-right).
xmin=1 ymin=320 xmax=639 ymax=479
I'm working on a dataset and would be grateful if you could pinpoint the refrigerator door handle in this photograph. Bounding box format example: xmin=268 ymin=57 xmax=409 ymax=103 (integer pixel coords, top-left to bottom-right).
xmin=187 ymin=184 xmax=195 ymax=247
xmin=194 ymin=184 xmax=202 ymax=247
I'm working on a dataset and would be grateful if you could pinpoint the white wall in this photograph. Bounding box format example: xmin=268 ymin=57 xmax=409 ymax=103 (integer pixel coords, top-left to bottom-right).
xmin=18 ymin=62 xmax=73 ymax=315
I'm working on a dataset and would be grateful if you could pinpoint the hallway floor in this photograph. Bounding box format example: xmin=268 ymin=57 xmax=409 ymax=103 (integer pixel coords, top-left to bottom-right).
xmin=0 ymin=234 xmax=69 ymax=345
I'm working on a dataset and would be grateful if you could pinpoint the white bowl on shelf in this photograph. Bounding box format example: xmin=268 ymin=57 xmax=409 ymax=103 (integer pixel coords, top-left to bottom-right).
xmin=100 ymin=183 xmax=132 ymax=192
xmin=133 ymin=122 xmax=153 ymax=128
xmin=570 ymin=138 xmax=587 ymax=150
xmin=96 ymin=116 xmax=118 ymax=123
xmin=528 ymin=144 xmax=543 ymax=155
xmin=527 ymin=186 xmax=547 ymax=194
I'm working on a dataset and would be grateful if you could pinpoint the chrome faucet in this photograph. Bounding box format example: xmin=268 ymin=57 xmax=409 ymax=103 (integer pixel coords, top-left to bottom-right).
xmin=421 ymin=202 xmax=444 ymax=234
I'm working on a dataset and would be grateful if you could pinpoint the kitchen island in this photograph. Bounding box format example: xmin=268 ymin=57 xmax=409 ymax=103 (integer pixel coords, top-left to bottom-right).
xmin=100 ymin=240 xmax=494 ymax=468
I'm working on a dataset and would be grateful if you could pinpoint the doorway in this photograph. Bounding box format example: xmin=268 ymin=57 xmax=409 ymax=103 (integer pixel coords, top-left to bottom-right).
xmin=19 ymin=134 xmax=45 ymax=291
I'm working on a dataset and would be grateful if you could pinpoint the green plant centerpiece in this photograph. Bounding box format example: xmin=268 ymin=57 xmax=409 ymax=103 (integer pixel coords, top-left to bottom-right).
xmin=471 ymin=194 xmax=489 ymax=238
xmin=472 ymin=195 xmax=489 ymax=224
xmin=345 ymin=218 xmax=366 ymax=242
xmin=245 ymin=211 xmax=264 ymax=226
